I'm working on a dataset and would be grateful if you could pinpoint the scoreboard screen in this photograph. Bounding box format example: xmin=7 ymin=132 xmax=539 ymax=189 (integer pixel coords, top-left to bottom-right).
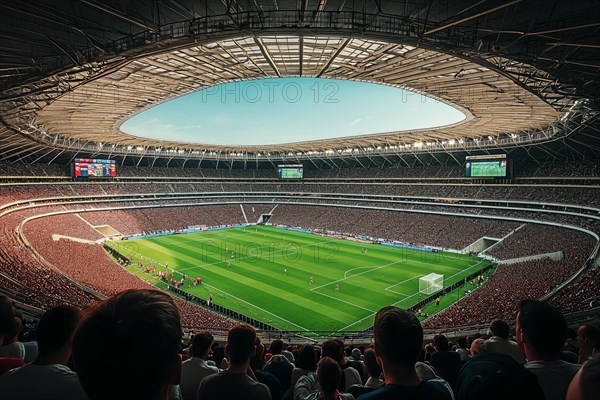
xmin=465 ymin=154 xmax=508 ymax=177
xmin=73 ymin=158 xmax=117 ymax=177
xmin=277 ymin=164 xmax=303 ymax=180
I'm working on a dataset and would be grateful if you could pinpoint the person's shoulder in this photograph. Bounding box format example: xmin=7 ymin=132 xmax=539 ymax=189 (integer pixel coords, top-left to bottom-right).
xmin=421 ymin=379 xmax=454 ymax=398
xmin=345 ymin=366 xmax=361 ymax=377
xmin=200 ymin=369 xmax=227 ymax=383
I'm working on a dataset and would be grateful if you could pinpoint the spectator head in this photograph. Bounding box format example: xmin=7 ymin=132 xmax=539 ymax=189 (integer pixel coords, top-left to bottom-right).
xmin=296 ymin=344 xmax=317 ymax=372
xmin=577 ymin=325 xmax=600 ymax=363
xmin=321 ymin=339 xmax=344 ymax=364
xmin=490 ymin=319 xmax=510 ymax=339
xmin=567 ymin=354 xmax=600 ymax=400
xmin=470 ymin=338 xmax=487 ymax=357
xmin=373 ymin=306 xmax=423 ymax=370
xmin=364 ymin=348 xmax=382 ymax=379
xmin=190 ymin=331 xmax=214 ymax=359
xmin=516 ymin=299 xmax=567 ymax=360
xmin=317 ymin=357 xmax=342 ymax=396
xmin=270 ymin=339 xmax=284 ymax=355
xmin=73 ymin=289 xmax=183 ymax=400
xmin=36 ymin=305 xmax=81 ymax=359
xmin=226 ymin=324 xmax=257 ymax=366
xmin=0 ymin=296 xmax=16 ymax=341
xmin=457 ymin=337 xmax=468 ymax=350
xmin=433 ymin=334 xmax=449 ymax=351
xmin=351 ymin=348 xmax=362 ymax=361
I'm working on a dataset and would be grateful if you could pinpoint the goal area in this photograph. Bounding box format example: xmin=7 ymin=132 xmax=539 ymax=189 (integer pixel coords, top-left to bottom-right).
xmin=419 ymin=273 xmax=444 ymax=295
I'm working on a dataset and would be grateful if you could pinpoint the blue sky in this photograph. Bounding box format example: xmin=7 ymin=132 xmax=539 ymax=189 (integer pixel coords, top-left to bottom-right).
xmin=121 ymin=78 xmax=466 ymax=145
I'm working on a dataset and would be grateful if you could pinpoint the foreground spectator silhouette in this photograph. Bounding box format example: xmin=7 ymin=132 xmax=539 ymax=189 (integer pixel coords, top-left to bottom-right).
xmin=251 ymin=338 xmax=282 ymax=400
xmin=577 ymin=325 xmax=600 ymax=364
xmin=429 ymin=334 xmax=462 ymax=390
xmin=516 ymin=299 xmax=581 ymax=400
xmin=0 ymin=305 xmax=87 ymax=399
xmin=72 ymin=289 xmax=183 ymax=400
xmin=0 ymin=296 xmax=23 ymax=360
xmin=485 ymin=319 xmax=526 ymax=364
xmin=313 ymin=357 xmax=355 ymax=400
xmin=180 ymin=331 xmax=219 ymax=400
xmin=357 ymin=306 xmax=452 ymax=400
xmin=456 ymin=353 xmax=545 ymax=400
xmin=265 ymin=339 xmax=294 ymax=393
xmin=567 ymin=353 xmax=600 ymax=400
xmin=197 ymin=323 xmax=271 ymax=400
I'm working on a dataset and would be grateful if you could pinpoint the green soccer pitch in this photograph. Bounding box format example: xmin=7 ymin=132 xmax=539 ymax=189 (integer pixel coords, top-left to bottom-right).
xmin=470 ymin=161 xmax=506 ymax=177
xmin=107 ymin=226 xmax=489 ymax=334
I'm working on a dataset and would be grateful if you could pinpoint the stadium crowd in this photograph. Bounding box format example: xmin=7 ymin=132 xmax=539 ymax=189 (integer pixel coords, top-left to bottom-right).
xmin=1 ymin=290 xmax=598 ymax=400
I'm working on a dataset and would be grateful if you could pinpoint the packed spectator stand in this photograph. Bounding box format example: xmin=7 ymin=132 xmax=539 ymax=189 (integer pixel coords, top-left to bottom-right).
xmin=0 ymin=161 xmax=598 ymax=338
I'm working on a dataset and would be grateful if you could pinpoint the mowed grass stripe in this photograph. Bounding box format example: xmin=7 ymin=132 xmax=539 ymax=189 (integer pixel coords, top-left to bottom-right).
xmin=130 ymin=236 xmax=367 ymax=325
xmin=115 ymin=226 xmax=489 ymax=332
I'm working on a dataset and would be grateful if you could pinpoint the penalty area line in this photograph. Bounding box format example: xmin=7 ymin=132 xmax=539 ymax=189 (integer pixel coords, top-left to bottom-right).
xmin=337 ymin=260 xmax=488 ymax=332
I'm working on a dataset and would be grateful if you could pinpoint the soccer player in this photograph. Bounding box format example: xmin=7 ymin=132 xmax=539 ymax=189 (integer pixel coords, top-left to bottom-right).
xmin=284 ymin=268 xmax=287 ymax=276
xmin=335 ymin=283 xmax=339 ymax=292
xmin=228 ymin=261 xmax=231 ymax=268
xmin=209 ymin=293 xmax=213 ymax=304
xmin=436 ymin=297 xmax=440 ymax=307
xmin=310 ymin=276 xmax=313 ymax=285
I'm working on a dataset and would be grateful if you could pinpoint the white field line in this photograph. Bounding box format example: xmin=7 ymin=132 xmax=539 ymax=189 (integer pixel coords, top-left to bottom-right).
xmin=337 ymin=259 xmax=488 ymax=332
xmin=203 ymin=283 xmax=311 ymax=332
xmin=310 ymin=290 xmax=377 ymax=313
xmin=311 ymin=259 xmax=407 ymax=292
xmin=384 ymin=275 xmax=422 ymax=291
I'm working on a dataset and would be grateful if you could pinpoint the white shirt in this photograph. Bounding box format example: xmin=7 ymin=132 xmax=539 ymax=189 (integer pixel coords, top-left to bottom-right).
xmin=525 ymin=359 xmax=581 ymax=400
xmin=180 ymin=357 xmax=219 ymax=400
xmin=0 ymin=342 xmax=25 ymax=360
xmin=485 ymin=336 xmax=526 ymax=364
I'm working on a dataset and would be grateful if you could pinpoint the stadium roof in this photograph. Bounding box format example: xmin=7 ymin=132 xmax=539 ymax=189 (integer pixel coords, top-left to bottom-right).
xmin=0 ymin=0 xmax=598 ymax=164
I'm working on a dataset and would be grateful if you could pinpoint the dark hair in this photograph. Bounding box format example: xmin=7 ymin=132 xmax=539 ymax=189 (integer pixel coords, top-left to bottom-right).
xmin=433 ymin=334 xmax=449 ymax=351
xmin=321 ymin=339 xmax=343 ymax=364
xmin=73 ymin=289 xmax=182 ymax=400
xmin=317 ymin=357 xmax=342 ymax=394
xmin=297 ymin=344 xmax=317 ymax=371
xmin=36 ymin=305 xmax=81 ymax=355
xmin=270 ymin=338 xmax=284 ymax=355
xmin=581 ymin=324 xmax=600 ymax=346
xmin=490 ymin=319 xmax=510 ymax=339
xmin=374 ymin=306 xmax=422 ymax=368
xmin=191 ymin=331 xmax=214 ymax=358
xmin=518 ymin=299 xmax=566 ymax=357
xmin=0 ymin=300 xmax=16 ymax=337
xmin=457 ymin=337 xmax=468 ymax=349
xmin=227 ymin=324 xmax=256 ymax=365
xmin=364 ymin=348 xmax=382 ymax=379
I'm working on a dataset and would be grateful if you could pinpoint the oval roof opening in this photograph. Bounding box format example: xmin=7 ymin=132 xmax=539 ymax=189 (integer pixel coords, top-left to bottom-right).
xmin=121 ymin=77 xmax=467 ymax=146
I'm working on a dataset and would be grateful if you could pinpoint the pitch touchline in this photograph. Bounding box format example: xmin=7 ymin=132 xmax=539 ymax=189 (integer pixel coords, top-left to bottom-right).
xmin=203 ymin=283 xmax=311 ymax=332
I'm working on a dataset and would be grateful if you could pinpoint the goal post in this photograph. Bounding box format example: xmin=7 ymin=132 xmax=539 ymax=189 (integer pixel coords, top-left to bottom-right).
xmin=419 ymin=273 xmax=444 ymax=295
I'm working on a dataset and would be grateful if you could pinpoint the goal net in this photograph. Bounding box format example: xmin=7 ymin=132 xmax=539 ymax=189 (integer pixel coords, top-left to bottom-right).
xmin=419 ymin=273 xmax=444 ymax=295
